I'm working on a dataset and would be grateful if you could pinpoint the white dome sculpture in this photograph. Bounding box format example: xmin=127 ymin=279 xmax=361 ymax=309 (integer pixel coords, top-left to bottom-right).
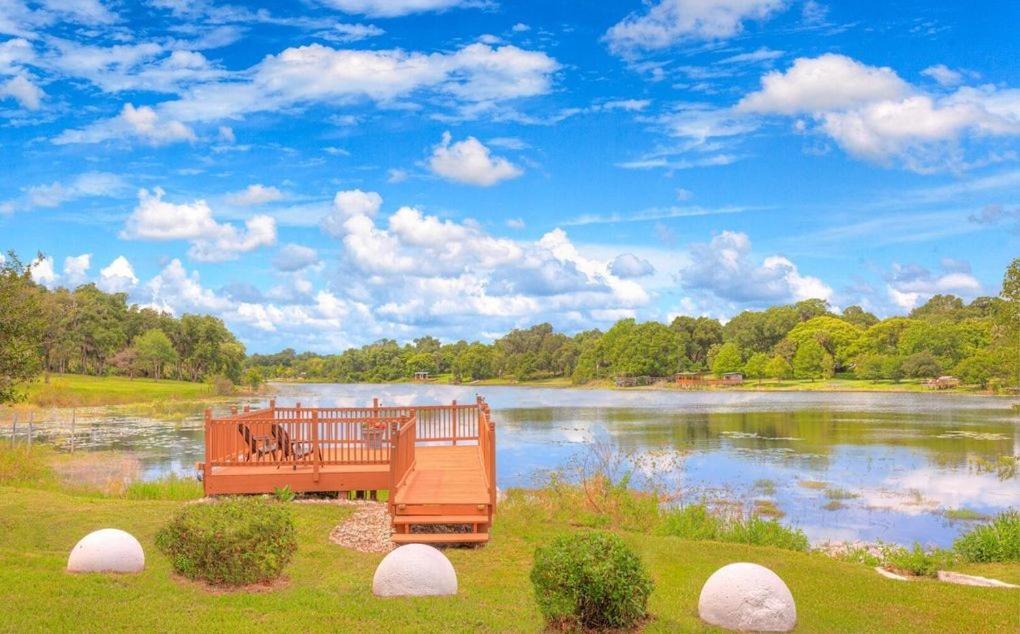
xmin=698 ymin=562 xmax=796 ymax=632
xmin=372 ymin=543 xmax=457 ymax=597
xmin=67 ymin=528 xmax=145 ymax=574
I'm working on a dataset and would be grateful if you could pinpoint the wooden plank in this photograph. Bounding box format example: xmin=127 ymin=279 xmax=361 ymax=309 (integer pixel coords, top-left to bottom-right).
xmin=391 ymin=533 xmax=489 ymax=544
xmin=392 ymin=515 xmax=488 ymax=524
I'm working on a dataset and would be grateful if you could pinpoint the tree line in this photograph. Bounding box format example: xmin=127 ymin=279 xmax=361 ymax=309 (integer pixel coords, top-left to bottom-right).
xmin=251 ymin=258 xmax=1019 ymax=390
xmin=1 ymin=252 xmax=245 ymax=402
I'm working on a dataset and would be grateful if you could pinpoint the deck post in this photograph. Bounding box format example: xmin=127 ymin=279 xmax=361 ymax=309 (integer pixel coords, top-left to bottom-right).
xmin=451 ymin=400 xmax=458 ymax=446
xmin=294 ymin=403 xmax=301 ymax=470
xmin=269 ymin=398 xmax=276 ymax=420
xmin=230 ymin=405 xmax=238 ymax=416
xmin=312 ymin=409 xmax=320 ymax=483
xmin=203 ymin=408 xmax=212 ymax=492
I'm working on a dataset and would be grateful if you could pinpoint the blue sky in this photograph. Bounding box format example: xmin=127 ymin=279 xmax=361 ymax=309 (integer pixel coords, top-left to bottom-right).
xmin=1 ymin=0 xmax=1017 ymax=353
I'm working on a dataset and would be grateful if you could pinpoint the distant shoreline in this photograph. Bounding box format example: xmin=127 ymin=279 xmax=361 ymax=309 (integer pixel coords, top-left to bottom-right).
xmin=267 ymin=377 xmax=1013 ymax=398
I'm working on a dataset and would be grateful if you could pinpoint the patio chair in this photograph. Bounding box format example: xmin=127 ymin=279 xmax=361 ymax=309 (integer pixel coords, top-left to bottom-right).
xmin=237 ymin=423 xmax=279 ymax=462
xmin=271 ymin=423 xmax=322 ymax=470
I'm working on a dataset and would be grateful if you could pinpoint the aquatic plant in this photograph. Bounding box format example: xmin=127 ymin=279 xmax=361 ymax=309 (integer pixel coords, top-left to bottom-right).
xmin=953 ymin=511 xmax=1020 ymax=562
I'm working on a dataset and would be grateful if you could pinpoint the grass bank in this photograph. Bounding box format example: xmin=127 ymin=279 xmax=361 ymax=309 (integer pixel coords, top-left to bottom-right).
xmin=25 ymin=374 xmax=215 ymax=407
xmin=1 ymin=448 xmax=1017 ymax=632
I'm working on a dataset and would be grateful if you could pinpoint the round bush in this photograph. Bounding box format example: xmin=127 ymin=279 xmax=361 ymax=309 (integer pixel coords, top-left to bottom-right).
xmin=155 ymin=497 xmax=297 ymax=586
xmin=530 ymin=531 xmax=653 ymax=630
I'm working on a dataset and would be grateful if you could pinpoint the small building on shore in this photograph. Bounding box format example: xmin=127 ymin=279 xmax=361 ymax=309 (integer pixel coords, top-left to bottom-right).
xmin=412 ymin=371 xmax=430 ymax=382
xmin=926 ymin=376 xmax=960 ymax=389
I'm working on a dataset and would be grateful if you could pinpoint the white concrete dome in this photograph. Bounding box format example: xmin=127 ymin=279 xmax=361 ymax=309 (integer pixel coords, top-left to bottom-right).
xmin=67 ymin=528 xmax=145 ymax=574
xmin=698 ymin=562 xmax=796 ymax=632
xmin=372 ymin=543 xmax=457 ymax=597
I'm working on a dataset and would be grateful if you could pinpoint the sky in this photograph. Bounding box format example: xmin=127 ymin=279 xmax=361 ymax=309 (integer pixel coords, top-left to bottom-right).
xmin=1 ymin=0 xmax=1018 ymax=353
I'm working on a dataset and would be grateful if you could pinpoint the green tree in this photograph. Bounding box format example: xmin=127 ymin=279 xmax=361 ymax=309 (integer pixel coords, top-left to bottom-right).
xmin=792 ymin=339 xmax=827 ymax=380
xmin=782 ymin=316 xmax=862 ymax=366
xmin=134 ymin=329 xmax=178 ymax=380
xmin=743 ymin=352 xmax=769 ymax=384
xmin=0 ymin=253 xmax=45 ymax=402
xmin=900 ymin=352 xmax=942 ymax=378
xmin=243 ymin=366 xmax=265 ymax=391
xmin=765 ymin=355 xmax=793 ymax=381
xmin=711 ymin=342 xmax=743 ymax=377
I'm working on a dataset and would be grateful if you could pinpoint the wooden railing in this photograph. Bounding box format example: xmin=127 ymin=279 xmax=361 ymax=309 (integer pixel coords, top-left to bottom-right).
xmin=388 ymin=412 xmax=417 ymax=516
xmin=478 ymin=400 xmax=496 ymax=515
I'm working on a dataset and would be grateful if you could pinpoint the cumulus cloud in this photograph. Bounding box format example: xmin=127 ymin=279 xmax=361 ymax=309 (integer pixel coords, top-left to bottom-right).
xmin=98 ymin=255 xmax=138 ymax=293
xmin=62 ymin=253 xmax=91 ymax=286
xmin=329 ymin=22 xmax=385 ymax=42
xmin=428 ymin=131 xmax=523 ymax=186
xmin=273 ymin=244 xmax=319 ymax=272
xmin=738 ymin=54 xmax=910 ymax=114
xmin=29 ymin=256 xmax=56 ymax=287
xmin=609 ymin=253 xmax=655 ymax=278
xmin=54 ymin=103 xmax=196 ymax=145
xmin=737 ymin=54 xmax=1020 ymax=171
xmin=321 ymin=188 xmax=383 ymax=237
xmin=606 ymin=0 xmax=788 ymax=54
xmin=225 ymin=184 xmax=284 ymax=206
xmin=121 ymin=188 xmax=276 ymax=261
xmin=679 ymin=230 xmax=831 ymax=305
xmin=885 ymin=260 xmax=982 ymax=310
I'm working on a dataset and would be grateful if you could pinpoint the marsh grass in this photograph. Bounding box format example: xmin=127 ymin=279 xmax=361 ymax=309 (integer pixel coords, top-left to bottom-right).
xmin=823 ymin=500 xmax=845 ymax=511
xmin=953 ymin=511 xmax=1020 ymax=563
xmin=124 ymin=475 xmax=204 ymax=501
xmin=824 ymin=487 xmax=859 ymax=500
xmin=881 ymin=544 xmax=956 ymax=578
xmin=753 ymin=498 xmax=785 ymax=518
xmin=798 ymin=479 xmax=828 ymax=490
xmin=944 ymin=508 xmax=989 ymax=521
xmin=753 ymin=478 xmax=777 ymax=495
xmin=655 ymin=504 xmax=808 ymax=551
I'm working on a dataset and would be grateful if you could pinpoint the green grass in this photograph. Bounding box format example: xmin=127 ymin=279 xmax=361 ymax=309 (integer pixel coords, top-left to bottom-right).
xmin=1 ymin=486 xmax=1018 ymax=633
xmin=26 ymin=374 xmax=216 ymax=407
xmin=824 ymin=487 xmax=859 ymax=501
xmin=944 ymin=508 xmax=990 ymax=522
xmin=124 ymin=475 xmax=204 ymax=501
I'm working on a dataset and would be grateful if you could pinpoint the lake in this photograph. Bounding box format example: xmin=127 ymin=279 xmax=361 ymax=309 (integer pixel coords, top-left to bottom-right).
xmin=23 ymin=382 xmax=1020 ymax=547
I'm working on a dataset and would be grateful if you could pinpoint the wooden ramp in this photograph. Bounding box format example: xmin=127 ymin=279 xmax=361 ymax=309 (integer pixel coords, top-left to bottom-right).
xmin=201 ymin=398 xmax=496 ymax=545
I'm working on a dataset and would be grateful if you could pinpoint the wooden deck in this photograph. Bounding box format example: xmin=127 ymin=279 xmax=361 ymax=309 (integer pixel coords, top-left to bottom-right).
xmin=200 ymin=398 xmax=496 ymax=545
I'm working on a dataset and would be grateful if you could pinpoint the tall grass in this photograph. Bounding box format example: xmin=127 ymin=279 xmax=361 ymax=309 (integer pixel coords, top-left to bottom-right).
xmin=0 ymin=446 xmax=58 ymax=488
xmin=655 ymin=504 xmax=809 ymax=551
xmin=124 ymin=475 xmax=204 ymax=500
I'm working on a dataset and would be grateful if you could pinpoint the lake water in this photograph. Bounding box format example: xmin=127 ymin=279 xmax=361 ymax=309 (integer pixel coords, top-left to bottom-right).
xmin=23 ymin=383 xmax=1020 ymax=547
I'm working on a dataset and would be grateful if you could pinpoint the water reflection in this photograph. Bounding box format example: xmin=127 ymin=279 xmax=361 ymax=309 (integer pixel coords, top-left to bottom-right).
xmin=18 ymin=383 xmax=1018 ymax=547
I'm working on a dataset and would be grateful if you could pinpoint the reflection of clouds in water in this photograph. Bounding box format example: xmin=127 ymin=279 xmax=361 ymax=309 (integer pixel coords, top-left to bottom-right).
xmin=859 ymin=468 xmax=1020 ymax=514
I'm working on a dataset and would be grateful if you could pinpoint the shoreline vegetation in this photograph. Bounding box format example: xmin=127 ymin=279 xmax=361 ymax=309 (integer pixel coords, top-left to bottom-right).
xmin=1 ymin=445 xmax=1017 ymax=632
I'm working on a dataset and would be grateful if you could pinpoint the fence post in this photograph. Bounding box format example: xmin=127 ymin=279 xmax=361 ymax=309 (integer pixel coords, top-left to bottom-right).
xmin=27 ymin=412 xmax=33 ymax=449
xmin=312 ymin=409 xmax=320 ymax=482
xmin=70 ymin=408 xmax=76 ymax=453
xmin=451 ymin=399 xmax=458 ymax=446
xmin=11 ymin=414 xmax=17 ymax=448
xmin=269 ymin=398 xmax=276 ymax=420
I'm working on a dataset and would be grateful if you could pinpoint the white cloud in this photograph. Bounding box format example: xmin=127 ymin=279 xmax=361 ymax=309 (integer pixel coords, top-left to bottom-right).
xmin=386 ymin=168 xmax=408 ymax=183
xmin=273 ymin=244 xmax=319 ymax=272
xmin=428 ymin=131 xmax=523 ymax=186
xmin=885 ymin=261 xmax=982 ymax=310
xmin=24 ymin=171 xmax=125 ymax=208
xmin=609 ymin=253 xmax=655 ymax=278
xmin=29 ymin=256 xmax=56 ymax=287
xmin=217 ymin=125 xmax=235 ymax=142
xmin=506 ymin=217 xmax=525 ymax=229
xmin=0 ymin=73 xmax=42 ymax=109
xmin=738 ymin=54 xmax=911 ymax=115
xmin=322 ymin=188 xmax=383 ymax=237
xmin=737 ymin=54 xmax=1020 ymax=171
xmin=606 ymin=0 xmax=788 ymax=54
xmin=98 ymin=256 xmax=138 ymax=293
xmin=225 ymin=184 xmax=284 ymax=206
xmin=54 ymin=103 xmax=196 ymax=145
xmin=62 ymin=253 xmax=91 ymax=286
xmin=921 ymin=64 xmax=964 ymax=87
xmin=318 ymin=0 xmax=479 ymax=17
xmin=330 ymin=22 xmax=385 ymax=42
xmin=121 ymin=188 xmax=276 ymax=261
xmin=679 ymin=230 xmax=831 ymax=305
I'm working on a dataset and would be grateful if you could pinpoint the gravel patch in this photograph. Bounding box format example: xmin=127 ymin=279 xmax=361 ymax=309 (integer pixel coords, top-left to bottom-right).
xmin=327 ymin=501 xmax=394 ymax=553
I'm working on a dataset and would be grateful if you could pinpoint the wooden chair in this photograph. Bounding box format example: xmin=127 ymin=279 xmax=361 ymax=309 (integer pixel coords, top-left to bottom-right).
xmin=271 ymin=423 xmax=321 ymax=470
xmin=237 ymin=423 xmax=278 ymax=462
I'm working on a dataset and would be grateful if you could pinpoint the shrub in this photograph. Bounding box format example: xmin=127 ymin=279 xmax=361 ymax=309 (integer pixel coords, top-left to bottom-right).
xmin=953 ymin=511 xmax=1020 ymax=563
xmin=531 ymin=531 xmax=653 ymax=630
xmin=881 ymin=544 xmax=955 ymax=578
xmin=155 ymin=497 xmax=297 ymax=585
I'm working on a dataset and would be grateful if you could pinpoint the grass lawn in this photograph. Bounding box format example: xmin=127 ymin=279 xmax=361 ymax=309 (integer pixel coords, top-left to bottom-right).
xmin=24 ymin=374 xmax=216 ymax=407
xmin=1 ymin=483 xmax=1017 ymax=633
